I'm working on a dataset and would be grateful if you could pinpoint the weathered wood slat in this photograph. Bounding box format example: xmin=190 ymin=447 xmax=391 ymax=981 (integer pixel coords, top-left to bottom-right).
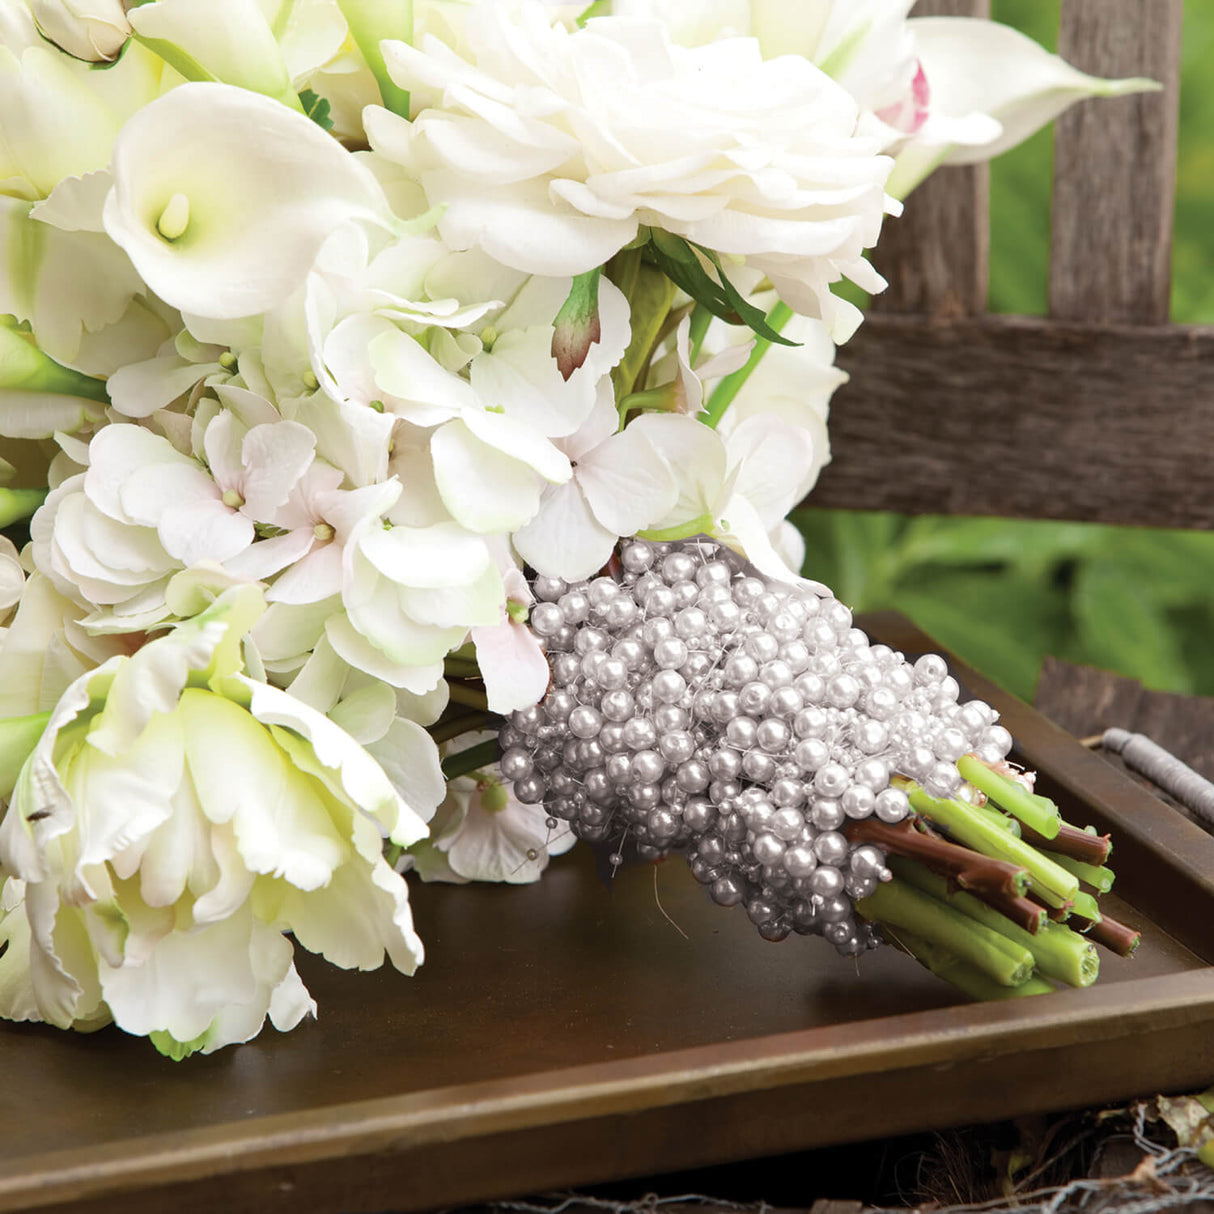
xmin=1049 ymin=0 xmax=1183 ymax=324
xmin=818 ymin=314 xmax=1214 ymax=528
xmin=871 ymin=164 xmax=989 ymax=318
xmin=1035 ymin=657 xmax=1214 ymax=785
xmin=870 ymin=0 xmax=990 ymax=318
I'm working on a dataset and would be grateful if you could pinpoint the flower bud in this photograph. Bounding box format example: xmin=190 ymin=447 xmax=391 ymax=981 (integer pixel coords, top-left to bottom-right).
xmin=29 ymin=0 xmax=130 ymax=62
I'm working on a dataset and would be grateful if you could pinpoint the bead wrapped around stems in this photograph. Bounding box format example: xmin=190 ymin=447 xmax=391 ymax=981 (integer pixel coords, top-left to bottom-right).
xmin=499 ymin=537 xmax=1017 ymax=957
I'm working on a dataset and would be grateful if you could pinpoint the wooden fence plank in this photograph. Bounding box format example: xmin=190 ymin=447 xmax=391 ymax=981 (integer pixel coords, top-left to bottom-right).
xmin=1049 ymin=0 xmax=1183 ymax=324
xmin=870 ymin=0 xmax=990 ymax=318
xmin=816 ymin=314 xmax=1214 ymax=527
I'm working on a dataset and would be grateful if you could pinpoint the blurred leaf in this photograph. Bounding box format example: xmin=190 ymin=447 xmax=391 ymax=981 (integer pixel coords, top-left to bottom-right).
xmin=1072 ymin=562 xmax=1193 ymax=692
xmin=897 ymin=516 xmax=1097 ymax=577
xmin=892 ymin=570 xmax=1066 ymax=701
xmin=793 ymin=509 xmax=904 ymax=606
xmin=1090 ymin=529 xmax=1214 ymax=608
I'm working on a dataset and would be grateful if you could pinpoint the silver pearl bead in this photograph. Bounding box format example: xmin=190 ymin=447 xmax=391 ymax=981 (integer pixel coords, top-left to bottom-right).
xmin=841 ymin=785 xmax=875 ymax=819
xmin=811 ymin=798 xmax=845 ymax=831
xmin=756 ymin=718 xmax=791 ymax=753
xmin=813 ymin=762 xmax=850 ymax=798
xmin=499 ymin=747 xmax=534 ymax=781
xmin=783 ymin=845 xmax=817 ymax=877
xmin=874 ymin=787 xmax=910 ymax=823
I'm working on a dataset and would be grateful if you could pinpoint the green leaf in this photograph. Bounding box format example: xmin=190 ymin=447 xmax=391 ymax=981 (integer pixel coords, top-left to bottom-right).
xmin=1088 ymin=528 xmax=1214 ymax=609
xmin=611 ymin=262 xmax=674 ymax=398
xmin=791 ymin=508 xmax=906 ymax=606
xmin=149 ymin=1028 xmax=210 ymax=1061
xmin=298 ymin=88 xmax=334 ymax=132
xmin=645 ymin=231 xmax=797 ymax=347
xmin=897 ymin=516 xmax=1097 ymax=578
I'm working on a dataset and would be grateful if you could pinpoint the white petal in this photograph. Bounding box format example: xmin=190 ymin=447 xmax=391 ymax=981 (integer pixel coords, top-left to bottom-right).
xmin=102 ymin=82 xmax=390 ymax=318
xmin=470 ymin=619 xmax=551 ymax=714
xmin=513 ymin=480 xmax=617 ymax=582
xmin=431 ymin=419 xmax=543 ymax=533
xmin=909 ymin=17 xmax=1159 ymax=167
xmin=182 ymin=690 xmax=347 ymax=891
xmin=106 ymin=354 xmax=216 ymax=419
xmin=325 ymin=612 xmax=448 ymax=694
xmin=364 ymin=717 xmax=446 ymax=825
xmin=577 ymin=423 xmax=679 ymax=537
xmin=240 ymin=421 xmax=317 ymax=521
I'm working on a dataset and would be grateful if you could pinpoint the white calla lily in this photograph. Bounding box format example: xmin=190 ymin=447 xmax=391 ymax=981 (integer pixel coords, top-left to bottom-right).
xmin=127 ymin=0 xmax=298 ymax=107
xmin=890 ymin=17 xmax=1159 ymax=197
xmin=103 ymin=83 xmax=393 ymax=319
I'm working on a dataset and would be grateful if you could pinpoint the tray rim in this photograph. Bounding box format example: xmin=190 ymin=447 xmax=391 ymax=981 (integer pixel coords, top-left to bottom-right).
xmin=6 ymin=611 xmax=1214 ymax=1213
xmin=6 ymin=966 xmax=1214 ymax=1211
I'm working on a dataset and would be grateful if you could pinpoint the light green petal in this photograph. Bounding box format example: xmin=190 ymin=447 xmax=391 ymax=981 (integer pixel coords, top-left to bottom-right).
xmin=180 ymin=690 xmax=346 ymax=891
xmin=241 ymin=675 xmax=430 ymax=846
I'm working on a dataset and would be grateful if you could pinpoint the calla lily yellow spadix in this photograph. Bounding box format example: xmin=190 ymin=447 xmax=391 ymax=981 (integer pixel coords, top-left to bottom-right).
xmin=101 ymin=82 xmax=394 ymax=319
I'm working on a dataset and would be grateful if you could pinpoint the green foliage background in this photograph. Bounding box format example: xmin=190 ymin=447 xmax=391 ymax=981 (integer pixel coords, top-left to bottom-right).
xmin=793 ymin=0 xmax=1214 ymax=703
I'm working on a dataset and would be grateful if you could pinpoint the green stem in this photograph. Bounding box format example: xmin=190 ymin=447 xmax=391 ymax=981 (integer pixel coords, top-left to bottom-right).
xmin=441 ymin=738 xmax=498 ymax=781
xmin=907 ymin=784 xmax=1079 ymax=908
xmin=428 ymin=711 xmax=495 ymax=745
xmin=576 ymin=0 xmax=610 ymax=23
xmin=0 ymin=488 xmax=46 ymax=528
xmin=893 ymin=929 xmax=1055 ymax=1001
xmin=957 ymin=755 xmax=1061 ymax=840
xmin=0 ymin=322 xmax=109 ymax=402
xmin=1068 ymin=890 xmax=1102 ymax=924
xmin=889 ymin=858 xmax=1099 ymax=988
xmin=337 ymin=0 xmax=412 ymax=119
xmin=447 ymin=682 xmax=489 ymax=711
xmin=1047 ymin=854 xmax=1115 ymax=893
xmin=857 ymin=879 xmax=1034 ymax=987
xmin=701 ymin=300 xmax=792 ymax=429
xmin=968 ymin=797 xmax=1021 ymax=836
xmin=442 ymin=656 xmax=482 ymax=679
xmin=688 ymin=303 xmax=712 ymax=363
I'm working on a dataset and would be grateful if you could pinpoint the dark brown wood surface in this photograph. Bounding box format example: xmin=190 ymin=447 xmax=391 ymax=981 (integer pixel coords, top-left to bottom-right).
xmin=869 ymin=0 xmax=990 ymax=318
xmin=1049 ymin=0 xmax=1183 ymax=325
xmin=4 ymin=616 xmax=1214 ymax=1214
xmin=819 ymin=315 xmax=1214 ymax=527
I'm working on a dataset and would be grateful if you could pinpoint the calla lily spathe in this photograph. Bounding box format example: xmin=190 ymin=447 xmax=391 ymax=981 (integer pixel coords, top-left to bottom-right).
xmin=102 ymin=82 xmax=394 ymax=319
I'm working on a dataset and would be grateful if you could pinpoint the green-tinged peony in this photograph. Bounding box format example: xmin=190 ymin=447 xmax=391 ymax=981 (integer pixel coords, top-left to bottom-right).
xmin=0 ymin=580 xmax=431 ymax=1057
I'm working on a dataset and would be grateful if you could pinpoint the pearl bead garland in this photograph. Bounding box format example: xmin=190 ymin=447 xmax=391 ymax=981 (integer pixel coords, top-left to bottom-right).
xmin=498 ymin=538 xmax=1013 ymax=957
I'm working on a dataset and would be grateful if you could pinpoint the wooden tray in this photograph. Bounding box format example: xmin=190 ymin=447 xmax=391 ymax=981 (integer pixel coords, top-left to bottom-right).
xmin=4 ymin=612 xmax=1214 ymax=1214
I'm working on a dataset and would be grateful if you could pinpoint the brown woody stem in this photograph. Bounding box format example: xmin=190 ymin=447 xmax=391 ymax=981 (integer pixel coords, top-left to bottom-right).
xmin=1087 ymin=913 xmax=1141 ymax=957
xmin=1022 ymin=821 xmax=1112 ymax=866
xmin=845 ymin=816 xmax=1030 ymax=900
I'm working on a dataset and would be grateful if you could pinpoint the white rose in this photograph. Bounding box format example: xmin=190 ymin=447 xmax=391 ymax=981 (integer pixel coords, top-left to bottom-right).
xmin=367 ymin=0 xmax=894 ymax=338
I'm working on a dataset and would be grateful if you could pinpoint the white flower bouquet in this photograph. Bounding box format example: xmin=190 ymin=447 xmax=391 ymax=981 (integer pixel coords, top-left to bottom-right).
xmin=0 ymin=0 xmax=1153 ymax=1056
